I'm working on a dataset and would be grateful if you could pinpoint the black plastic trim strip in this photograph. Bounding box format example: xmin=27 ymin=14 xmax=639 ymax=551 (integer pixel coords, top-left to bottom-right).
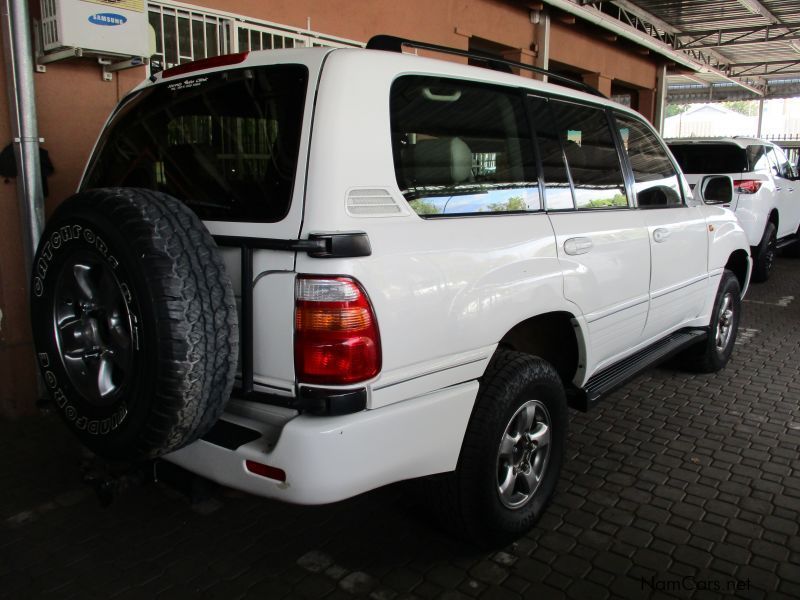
xmin=568 ymin=328 xmax=707 ymax=412
xmin=213 ymin=233 xmax=371 ymax=258
xmin=202 ymin=419 xmax=262 ymax=450
xmin=232 ymin=387 xmax=367 ymax=416
xmin=366 ymin=34 xmax=606 ymax=98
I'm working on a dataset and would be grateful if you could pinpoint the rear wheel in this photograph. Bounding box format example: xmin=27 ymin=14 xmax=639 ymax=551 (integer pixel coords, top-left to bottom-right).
xmin=752 ymin=222 xmax=777 ymax=282
xmin=430 ymin=350 xmax=568 ymax=546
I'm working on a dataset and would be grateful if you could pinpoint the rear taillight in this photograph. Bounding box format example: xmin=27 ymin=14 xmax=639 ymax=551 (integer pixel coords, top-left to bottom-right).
xmin=733 ymin=179 xmax=762 ymax=194
xmin=294 ymin=276 xmax=381 ymax=385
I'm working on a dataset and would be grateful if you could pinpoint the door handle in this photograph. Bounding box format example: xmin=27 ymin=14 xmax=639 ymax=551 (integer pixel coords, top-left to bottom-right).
xmin=653 ymin=228 xmax=671 ymax=243
xmin=564 ymin=237 xmax=593 ymax=255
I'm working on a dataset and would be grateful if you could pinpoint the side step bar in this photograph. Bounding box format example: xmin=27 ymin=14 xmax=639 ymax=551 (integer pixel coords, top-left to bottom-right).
xmin=776 ymin=234 xmax=799 ymax=250
xmin=569 ymin=329 xmax=707 ymax=411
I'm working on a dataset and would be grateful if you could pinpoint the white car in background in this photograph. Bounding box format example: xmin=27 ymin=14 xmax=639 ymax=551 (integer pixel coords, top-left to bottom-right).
xmin=668 ymin=137 xmax=800 ymax=281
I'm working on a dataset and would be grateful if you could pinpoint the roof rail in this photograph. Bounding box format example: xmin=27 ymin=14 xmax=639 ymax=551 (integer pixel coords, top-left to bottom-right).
xmin=365 ymin=34 xmax=606 ymax=99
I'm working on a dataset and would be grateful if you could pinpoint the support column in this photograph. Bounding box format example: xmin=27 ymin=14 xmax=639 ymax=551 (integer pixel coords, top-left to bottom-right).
xmin=533 ymin=8 xmax=550 ymax=82
xmin=501 ymin=48 xmax=536 ymax=78
xmin=638 ymin=88 xmax=656 ymax=123
xmin=756 ymin=98 xmax=765 ymax=137
xmin=653 ymin=64 xmax=668 ymax=134
xmin=1 ymin=0 xmax=44 ymax=279
xmin=582 ymin=73 xmax=612 ymax=97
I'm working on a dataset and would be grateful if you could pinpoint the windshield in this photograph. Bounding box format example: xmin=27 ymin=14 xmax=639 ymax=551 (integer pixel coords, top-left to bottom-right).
xmin=82 ymin=64 xmax=308 ymax=222
xmin=667 ymin=143 xmax=747 ymax=175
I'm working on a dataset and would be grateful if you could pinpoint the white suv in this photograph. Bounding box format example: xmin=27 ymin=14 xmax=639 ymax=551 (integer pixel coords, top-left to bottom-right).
xmin=668 ymin=137 xmax=800 ymax=281
xmin=31 ymin=36 xmax=751 ymax=544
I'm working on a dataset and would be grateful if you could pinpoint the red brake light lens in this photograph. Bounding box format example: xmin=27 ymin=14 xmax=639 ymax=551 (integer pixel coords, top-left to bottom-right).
xmin=162 ymin=52 xmax=249 ymax=79
xmin=733 ymin=179 xmax=762 ymax=194
xmin=294 ymin=276 xmax=381 ymax=385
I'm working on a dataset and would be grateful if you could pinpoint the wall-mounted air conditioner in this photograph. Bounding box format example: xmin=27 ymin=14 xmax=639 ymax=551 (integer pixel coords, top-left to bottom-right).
xmin=40 ymin=0 xmax=149 ymax=58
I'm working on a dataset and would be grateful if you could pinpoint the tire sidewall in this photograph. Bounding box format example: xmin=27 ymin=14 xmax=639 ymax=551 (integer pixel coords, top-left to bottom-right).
xmin=707 ymin=273 xmax=741 ymax=369
xmin=467 ymin=360 xmax=568 ymax=542
xmin=31 ymin=207 xmax=159 ymax=457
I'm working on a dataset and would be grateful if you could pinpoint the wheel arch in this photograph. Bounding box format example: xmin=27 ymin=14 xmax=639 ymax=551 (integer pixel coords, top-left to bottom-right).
xmin=768 ymin=208 xmax=779 ymax=230
xmin=725 ymin=249 xmax=750 ymax=295
xmin=493 ymin=311 xmax=584 ymax=388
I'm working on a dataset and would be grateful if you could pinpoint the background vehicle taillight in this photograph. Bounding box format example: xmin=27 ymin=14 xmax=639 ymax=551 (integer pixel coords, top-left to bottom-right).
xmin=295 ymin=276 xmax=381 ymax=385
xmin=733 ymin=179 xmax=762 ymax=194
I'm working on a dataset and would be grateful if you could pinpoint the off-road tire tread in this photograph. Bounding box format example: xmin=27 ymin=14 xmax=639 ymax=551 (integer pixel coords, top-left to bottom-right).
xmin=40 ymin=188 xmax=238 ymax=459
xmin=427 ymin=350 xmax=567 ymax=546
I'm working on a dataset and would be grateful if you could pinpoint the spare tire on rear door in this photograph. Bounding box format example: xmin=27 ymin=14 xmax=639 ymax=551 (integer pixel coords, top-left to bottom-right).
xmin=30 ymin=188 xmax=238 ymax=460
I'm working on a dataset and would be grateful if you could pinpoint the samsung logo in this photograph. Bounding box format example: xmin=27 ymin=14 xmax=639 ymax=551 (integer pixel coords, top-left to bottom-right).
xmin=88 ymin=13 xmax=127 ymax=26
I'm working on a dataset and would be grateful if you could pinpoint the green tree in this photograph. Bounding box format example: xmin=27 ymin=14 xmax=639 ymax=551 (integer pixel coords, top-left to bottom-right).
xmin=722 ymin=100 xmax=758 ymax=116
xmin=410 ymin=199 xmax=440 ymax=215
xmin=666 ymin=104 xmax=690 ymax=118
xmin=486 ymin=196 xmax=526 ymax=212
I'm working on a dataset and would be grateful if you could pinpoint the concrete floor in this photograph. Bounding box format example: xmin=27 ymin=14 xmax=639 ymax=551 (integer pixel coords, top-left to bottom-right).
xmin=2 ymin=257 xmax=799 ymax=600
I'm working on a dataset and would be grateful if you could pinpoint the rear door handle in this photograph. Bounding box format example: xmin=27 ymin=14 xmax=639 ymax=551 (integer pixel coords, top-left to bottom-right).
xmin=564 ymin=237 xmax=593 ymax=255
xmin=653 ymin=228 xmax=671 ymax=243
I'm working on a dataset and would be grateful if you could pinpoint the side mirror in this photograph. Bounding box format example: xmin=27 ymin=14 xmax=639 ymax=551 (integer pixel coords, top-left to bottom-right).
xmin=699 ymin=175 xmax=733 ymax=205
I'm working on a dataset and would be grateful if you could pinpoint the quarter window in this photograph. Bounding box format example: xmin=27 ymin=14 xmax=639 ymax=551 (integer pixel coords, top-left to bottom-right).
xmin=390 ymin=76 xmax=540 ymax=217
xmin=615 ymin=113 xmax=682 ymax=208
xmin=546 ymin=101 xmax=628 ymax=209
xmin=527 ymin=97 xmax=573 ymax=210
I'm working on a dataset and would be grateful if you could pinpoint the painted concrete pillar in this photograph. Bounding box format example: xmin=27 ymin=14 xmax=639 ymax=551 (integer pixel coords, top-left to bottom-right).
xmin=582 ymin=73 xmax=612 ymax=97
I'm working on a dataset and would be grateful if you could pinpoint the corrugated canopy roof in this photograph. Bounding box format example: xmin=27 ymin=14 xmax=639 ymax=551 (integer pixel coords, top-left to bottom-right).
xmin=540 ymin=1 xmax=800 ymax=102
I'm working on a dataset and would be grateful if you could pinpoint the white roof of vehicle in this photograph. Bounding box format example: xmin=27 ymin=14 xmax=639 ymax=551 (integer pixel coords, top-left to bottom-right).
xmin=146 ymin=46 xmax=643 ymax=121
xmin=666 ymin=137 xmax=771 ymax=148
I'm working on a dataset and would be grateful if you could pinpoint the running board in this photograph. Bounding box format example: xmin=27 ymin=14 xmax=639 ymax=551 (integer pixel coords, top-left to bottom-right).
xmin=569 ymin=329 xmax=707 ymax=411
xmin=776 ymin=234 xmax=799 ymax=250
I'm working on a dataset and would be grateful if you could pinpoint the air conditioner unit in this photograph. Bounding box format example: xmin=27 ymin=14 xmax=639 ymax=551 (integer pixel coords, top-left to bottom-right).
xmin=40 ymin=0 xmax=149 ymax=58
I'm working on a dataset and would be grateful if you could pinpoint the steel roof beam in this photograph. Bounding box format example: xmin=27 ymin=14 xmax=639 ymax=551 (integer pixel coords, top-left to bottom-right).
xmin=680 ymin=29 xmax=800 ymax=50
xmin=541 ymin=0 xmax=766 ymax=96
xmin=680 ymin=22 xmax=800 ymax=37
xmin=736 ymin=0 xmax=781 ymax=25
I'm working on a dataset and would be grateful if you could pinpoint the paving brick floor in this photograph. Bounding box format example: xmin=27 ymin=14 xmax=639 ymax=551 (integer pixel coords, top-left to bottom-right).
xmin=2 ymin=258 xmax=799 ymax=600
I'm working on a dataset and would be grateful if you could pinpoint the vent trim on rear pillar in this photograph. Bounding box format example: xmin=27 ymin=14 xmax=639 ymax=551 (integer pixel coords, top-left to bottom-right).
xmin=345 ymin=187 xmax=408 ymax=217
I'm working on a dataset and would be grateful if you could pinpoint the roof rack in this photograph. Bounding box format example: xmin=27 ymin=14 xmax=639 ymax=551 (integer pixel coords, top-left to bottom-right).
xmin=365 ymin=34 xmax=606 ymax=99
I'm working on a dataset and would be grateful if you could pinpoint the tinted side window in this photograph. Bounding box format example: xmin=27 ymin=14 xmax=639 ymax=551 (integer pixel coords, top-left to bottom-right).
xmin=83 ymin=65 xmax=308 ymax=222
xmin=390 ymin=76 xmax=540 ymax=217
xmin=747 ymin=145 xmax=770 ymax=172
xmin=772 ymin=145 xmax=795 ymax=179
xmin=527 ymin=97 xmax=573 ymax=210
xmin=547 ymin=100 xmax=628 ymax=209
xmin=615 ymin=113 xmax=682 ymax=208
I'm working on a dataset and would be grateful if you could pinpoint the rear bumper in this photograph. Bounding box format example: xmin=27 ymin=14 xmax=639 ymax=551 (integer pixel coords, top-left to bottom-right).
xmin=163 ymin=380 xmax=478 ymax=504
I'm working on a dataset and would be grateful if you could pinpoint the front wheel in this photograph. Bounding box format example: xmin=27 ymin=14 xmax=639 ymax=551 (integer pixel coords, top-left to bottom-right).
xmin=432 ymin=351 xmax=568 ymax=546
xmin=680 ymin=270 xmax=741 ymax=373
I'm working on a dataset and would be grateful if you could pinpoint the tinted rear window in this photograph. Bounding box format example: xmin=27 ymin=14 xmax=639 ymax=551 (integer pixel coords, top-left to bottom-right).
xmin=668 ymin=143 xmax=747 ymax=174
xmin=83 ymin=65 xmax=308 ymax=222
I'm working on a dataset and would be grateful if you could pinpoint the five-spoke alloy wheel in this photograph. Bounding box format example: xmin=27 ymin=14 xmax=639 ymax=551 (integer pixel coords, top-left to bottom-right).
xmin=496 ymin=400 xmax=552 ymax=510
